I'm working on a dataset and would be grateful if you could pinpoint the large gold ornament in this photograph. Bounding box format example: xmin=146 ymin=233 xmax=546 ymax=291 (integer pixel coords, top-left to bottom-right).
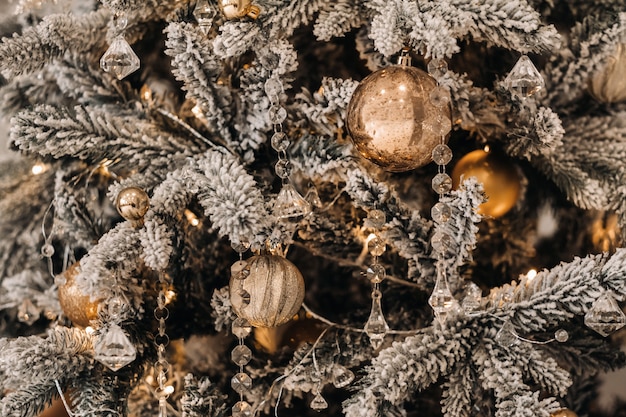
xmin=115 ymin=186 xmax=150 ymax=228
xmin=451 ymin=149 xmax=521 ymax=218
xmin=229 ymin=254 xmax=305 ymax=328
xmin=58 ymin=261 xmax=101 ymax=328
xmin=589 ymin=43 xmax=626 ymax=103
xmin=550 ymin=409 xmax=578 ymax=417
xmin=346 ymin=63 xmax=451 ymax=172
xmin=218 ymin=0 xmax=260 ymax=19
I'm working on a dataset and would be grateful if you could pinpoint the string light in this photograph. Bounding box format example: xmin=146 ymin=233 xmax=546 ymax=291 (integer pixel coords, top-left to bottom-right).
xmin=31 ymin=163 xmax=45 ymax=175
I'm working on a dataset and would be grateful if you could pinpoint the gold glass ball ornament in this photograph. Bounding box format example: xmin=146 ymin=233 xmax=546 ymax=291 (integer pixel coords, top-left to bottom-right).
xmin=57 ymin=261 xmax=101 ymax=328
xmin=550 ymin=409 xmax=578 ymax=417
xmin=229 ymin=254 xmax=305 ymax=328
xmin=115 ymin=186 xmax=150 ymax=228
xmin=218 ymin=0 xmax=261 ymax=19
xmin=346 ymin=57 xmax=451 ymax=172
xmin=451 ymin=149 xmax=521 ymax=218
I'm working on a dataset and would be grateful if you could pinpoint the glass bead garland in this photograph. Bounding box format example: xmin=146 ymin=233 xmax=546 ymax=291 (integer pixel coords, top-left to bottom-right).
xmin=154 ymin=273 xmax=173 ymax=416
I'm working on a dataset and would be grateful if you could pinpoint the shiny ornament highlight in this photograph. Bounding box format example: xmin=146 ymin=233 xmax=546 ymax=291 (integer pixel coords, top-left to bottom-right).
xmin=218 ymin=0 xmax=260 ymax=19
xmin=115 ymin=186 xmax=150 ymax=228
xmin=58 ymin=261 xmax=101 ymax=328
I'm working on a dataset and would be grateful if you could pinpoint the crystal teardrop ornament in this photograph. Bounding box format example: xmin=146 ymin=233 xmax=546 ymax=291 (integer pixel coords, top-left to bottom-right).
xmin=158 ymin=396 xmax=167 ymax=417
xmin=364 ymin=290 xmax=389 ymax=349
xmin=504 ymin=55 xmax=545 ymax=99
xmin=273 ymin=183 xmax=311 ymax=220
xmin=331 ymin=364 xmax=355 ymax=388
xmin=93 ymin=323 xmax=137 ymax=371
xmin=461 ymin=282 xmax=482 ymax=313
xmin=310 ymin=392 xmax=329 ymax=411
xmin=232 ymin=401 xmax=252 ymax=417
xmin=193 ymin=0 xmax=217 ymax=34
xmin=584 ymin=292 xmax=626 ymax=337
xmin=428 ymin=268 xmax=455 ymax=325
xmin=100 ymin=36 xmax=140 ymax=80
xmin=495 ymin=320 xmax=519 ymax=347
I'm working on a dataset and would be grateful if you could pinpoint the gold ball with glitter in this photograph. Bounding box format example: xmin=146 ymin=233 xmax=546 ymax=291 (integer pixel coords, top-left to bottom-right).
xmin=115 ymin=186 xmax=150 ymax=228
xmin=550 ymin=408 xmax=578 ymax=417
xmin=229 ymin=254 xmax=305 ymax=328
xmin=218 ymin=0 xmax=261 ymax=19
xmin=346 ymin=64 xmax=451 ymax=172
xmin=57 ymin=261 xmax=101 ymax=328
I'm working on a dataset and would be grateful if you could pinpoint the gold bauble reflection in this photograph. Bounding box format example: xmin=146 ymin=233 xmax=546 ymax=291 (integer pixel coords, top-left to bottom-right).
xmin=451 ymin=149 xmax=521 ymax=218
xmin=550 ymin=408 xmax=578 ymax=417
xmin=58 ymin=261 xmax=101 ymax=328
xmin=218 ymin=0 xmax=260 ymax=19
xmin=229 ymin=254 xmax=305 ymax=328
xmin=115 ymin=186 xmax=150 ymax=227
xmin=589 ymin=43 xmax=626 ymax=103
xmin=346 ymin=65 xmax=451 ymax=172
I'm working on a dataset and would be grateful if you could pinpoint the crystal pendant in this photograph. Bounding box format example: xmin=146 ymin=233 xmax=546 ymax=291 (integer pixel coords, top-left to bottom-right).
xmin=232 ymin=317 xmax=252 ymax=338
xmin=310 ymin=392 xmax=328 ymax=411
xmin=367 ymin=209 xmax=386 ymax=229
xmin=366 ymin=264 xmax=386 ymax=284
xmin=432 ymin=144 xmax=453 ymax=165
xmin=271 ymin=132 xmax=289 ymax=152
xmin=331 ymin=364 xmax=355 ymax=388
xmin=100 ymin=36 xmax=140 ymax=80
xmin=231 ymin=372 xmax=252 ymax=394
xmin=427 ymin=58 xmax=448 ymax=79
xmin=429 ymin=86 xmax=450 ymax=107
xmin=431 ymin=202 xmax=452 ymax=224
xmin=495 ymin=320 xmax=519 ymax=347
xmin=584 ymin=292 xmax=626 ymax=337
xmin=504 ymin=55 xmax=545 ymax=99
xmin=428 ymin=269 xmax=455 ymax=325
xmin=432 ymin=173 xmax=453 ymax=194
xmin=93 ymin=323 xmax=137 ymax=371
xmin=273 ymin=183 xmax=311 ymax=220
xmin=193 ymin=0 xmax=217 ymax=34
xmin=304 ymin=185 xmax=323 ymax=209
xmin=17 ymin=298 xmax=40 ymax=325
xmin=367 ymin=236 xmax=386 ymax=256
xmin=158 ymin=396 xmax=167 ymax=417
xmin=364 ymin=290 xmax=389 ymax=349
xmin=461 ymin=282 xmax=482 ymax=313
xmin=231 ymin=344 xmax=252 ymax=366
xmin=232 ymin=401 xmax=252 ymax=417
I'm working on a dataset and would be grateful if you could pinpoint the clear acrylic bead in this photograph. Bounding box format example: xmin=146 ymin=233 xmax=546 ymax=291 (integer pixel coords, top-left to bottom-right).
xmin=94 ymin=323 xmax=137 ymax=371
xmin=114 ymin=14 xmax=128 ymax=32
xmin=231 ymin=372 xmax=252 ymax=394
xmin=367 ymin=209 xmax=386 ymax=229
xmin=271 ymin=131 xmax=290 ymax=152
xmin=273 ymin=183 xmax=312 ymax=220
xmin=429 ymin=86 xmax=450 ymax=107
xmin=428 ymin=269 xmax=455 ymax=325
xmin=275 ymin=159 xmax=292 ymax=179
xmin=41 ymin=243 xmax=55 ymax=258
xmin=100 ymin=36 xmax=140 ymax=80
xmin=232 ymin=401 xmax=252 ymax=417
xmin=504 ymin=55 xmax=545 ymax=99
xmin=232 ymin=318 xmax=252 ymax=338
xmin=431 ymin=202 xmax=452 ymax=223
xmin=231 ymin=260 xmax=250 ymax=280
xmin=461 ymin=282 xmax=482 ymax=313
xmin=331 ymin=365 xmax=355 ymax=388
xmin=17 ymin=299 xmax=39 ymax=325
xmin=432 ymin=173 xmax=452 ymax=194
xmin=495 ymin=320 xmax=519 ymax=347
xmin=231 ymin=344 xmax=252 ymax=366
xmin=366 ymin=264 xmax=386 ymax=284
xmin=310 ymin=393 xmax=329 ymax=410
xmin=364 ymin=290 xmax=389 ymax=349
xmin=106 ymin=294 xmax=126 ymax=320
xmin=367 ymin=236 xmax=386 ymax=256
xmin=231 ymin=239 xmax=250 ymax=254
xmin=431 ymin=231 xmax=453 ymax=253
xmin=264 ymin=77 xmax=283 ymax=99
xmin=193 ymin=0 xmax=217 ymax=34
xmin=423 ymin=114 xmax=452 ymax=137
xmin=555 ymin=329 xmax=569 ymax=343
xmin=427 ymin=58 xmax=448 ymax=79
xmin=584 ymin=292 xmax=626 ymax=337
xmin=432 ymin=144 xmax=453 ymax=165
xmin=268 ymin=105 xmax=287 ymax=124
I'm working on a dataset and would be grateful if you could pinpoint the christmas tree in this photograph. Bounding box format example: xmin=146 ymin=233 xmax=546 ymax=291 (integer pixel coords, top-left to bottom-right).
xmin=0 ymin=0 xmax=626 ymax=416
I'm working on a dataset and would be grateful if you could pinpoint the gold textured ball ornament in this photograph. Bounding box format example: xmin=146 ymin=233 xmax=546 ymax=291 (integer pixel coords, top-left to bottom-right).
xmin=115 ymin=186 xmax=150 ymax=228
xmin=229 ymin=254 xmax=305 ymax=328
xmin=550 ymin=409 xmax=578 ymax=417
xmin=218 ymin=0 xmax=261 ymax=19
xmin=57 ymin=261 xmax=101 ymax=328
xmin=451 ymin=149 xmax=521 ymax=218
xmin=346 ymin=63 xmax=451 ymax=172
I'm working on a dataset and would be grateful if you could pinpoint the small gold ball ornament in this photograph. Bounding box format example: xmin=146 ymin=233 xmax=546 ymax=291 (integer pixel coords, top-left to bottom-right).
xmin=451 ymin=149 xmax=521 ymax=218
xmin=57 ymin=261 xmax=101 ymax=328
xmin=229 ymin=254 xmax=305 ymax=328
xmin=115 ymin=186 xmax=150 ymax=228
xmin=346 ymin=55 xmax=451 ymax=172
xmin=550 ymin=408 xmax=578 ymax=417
xmin=218 ymin=0 xmax=261 ymax=19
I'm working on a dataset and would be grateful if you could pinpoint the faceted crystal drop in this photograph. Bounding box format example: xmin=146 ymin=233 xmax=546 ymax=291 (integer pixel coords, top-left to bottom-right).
xmin=273 ymin=183 xmax=312 ymax=220
xmin=158 ymin=396 xmax=167 ymax=417
xmin=461 ymin=282 xmax=482 ymax=313
xmin=17 ymin=299 xmax=40 ymax=325
xmin=428 ymin=270 xmax=455 ymax=324
xmin=310 ymin=393 xmax=329 ymax=411
xmin=231 ymin=260 xmax=250 ymax=280
xmin=331 ymin=365 xmax=355 ymax=388
xmin=275 ymin=159 xmax=292 ymax=179
xmin=100 ymin=36 xmax=140 ymax=80
xmin=584 ymin=292 xmax=626 ymax=337
xmin=94 ymin=323 xmax=137 ymax=371
xmin=366 ymin=264 xmax=386 ymax=284
xmin=427 ymin=58 xmax=448 ymax=79
xmin=364 ymin=290 xmax=389 ymax=349
xmin=367 ymin=209 xmax=386 ymax=229
xmin=432 ymin=144 xmax=453 ymax=165
xmin=423 ymin=114 xmax=452 ymax=137
xmin=432 ymin=173 xmax=452 ymax=194
xmin=504 ymin=55 xmax=545 ymax=99
xmin=431 ymin=231 xmax=453 ymax=253
xmin=106 ymin=295 xmax=127 ymax=320
xmin=231 ymin=372 xmax=252 ymax=394
xmin=271 ymin=131 xmax=290 ymax=152
xmin=264 ymin=78 xmax=284 ymax=99
xmin=232 ymin=317 xmax=252 ymax=338
xmin=193 ymin=0 xmax=217 ymax=34
xmin=232 ymin=401 xmax=252 ymax=417
xmin=555 ymin=329 xmax=569 ymax=343
xmin=495 ymin=320 xmax=519 ymax=347
xmin=367 ymin=236 xmax=386 ymax=256
xmin=431 ymin=202 xmax=452 ymax=224
xmin=268 ymin=105 xmax=287 ymax=124
xmin=231 ymin=344 xmax=252 ymax=366
xmin=304 ymin=186 xmax=323 ymax=208
xmin=429 ymin=86 xmax=450 ymax=107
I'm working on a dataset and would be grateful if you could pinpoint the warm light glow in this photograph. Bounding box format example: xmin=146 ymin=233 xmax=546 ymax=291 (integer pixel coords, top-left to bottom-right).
xmin=191 ymin=104 xmax=204 ymax=118
xmin=484 ymin=145 xmax=491 ymax=153
xmin=398 ymin=84 xmax=406 ymax=92
xmin=140 ymin=85 xmax=152 ymax=101
xmin=365 ymin=233 xmax=377 ymax=244
xmin=164 ymin=385 xmax=175 ymax=395
xmin=184 ymin=209 xmax=200 ymax=227
xmin=31 ymin=164 xmax=45 ymax=175
xmin=85 ymin=326 xmax=95 ymax=335
xmin=526 ymin=269 xmax=537 ymax=281
xmin=165 ymin=290 xmax=176 ymax=304
xmin=145 ymin=375 xmax=154 ymax=385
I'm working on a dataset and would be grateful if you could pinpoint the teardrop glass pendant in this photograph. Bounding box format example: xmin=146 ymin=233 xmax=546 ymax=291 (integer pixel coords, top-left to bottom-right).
xmin=100 ymin=36 xmax=140 ymax=80
xmin=273 ymin=183 xmax=311 ymax=220
xmin=428 ymin=268 xmax=455 ymax=325
xmin=364 ymin=289 xmax=389 ymax=349
xmin=193 ymin=0 xmax=218 ymax=34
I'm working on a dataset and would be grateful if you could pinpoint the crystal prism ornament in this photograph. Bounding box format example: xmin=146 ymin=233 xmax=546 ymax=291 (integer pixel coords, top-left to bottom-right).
xmin=232 ymin=317 xmax=252 ymax=338
xmin=461 ymin=282 xmax=482 ymax=313
xmin=193 ymin=0 xmax=217 ymax=34
xmin=495 ymin=320 xmax=519 ymax=347
xmin=428 ymin=269 xmax=455 ymax=325
xmin=364 ymin=290 xmax=389 ymax=349
xmin=231 ymin=344 xmax=252 ymax=366
xmin=17 ymin=298 xmax=40 ymax=325
xmin=304 ymin=185 xmax=323 ymax=208
xmin=504 ymin=55 xmax=545 ymax=99
xmin=231 ymin=372 xmax=252 ymax=394
xmin=584 ymin=292 xmax=626 ymax=337
xmin=232 ymin=401 xmax=252 ymax=417
xmin=93 ymin=323 xmax=136 ymax=371
xmin=158 ymin=396 xmax=167 ymax=417
xmin=310 ymin=392 xmax=329 ymax=411
xmin=273 ymin=183 xmax=311 ymax=220
xmin=100 ymin=36 xmax=140 ymax=80
xmin=331 ymin=364 xmax=355 ymax=388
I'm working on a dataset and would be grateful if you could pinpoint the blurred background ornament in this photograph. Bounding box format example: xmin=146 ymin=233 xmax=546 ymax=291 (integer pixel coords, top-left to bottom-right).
xmin=218 ymin=0 xmax=260 ymax=20
xmin=550 ymin=408 xmax=578 ymax=417
xmin=346 ymin=51 xmax=451 ymax=172
xmin=57 ymin=261 xmax=101 ymax=328
xmin=253 ymin=312 xmax=326 ymax=353
xmin=589 ymin=43 xmax=626 ymax=103
xmin=451 ymin=148 xmax=521 ymax=218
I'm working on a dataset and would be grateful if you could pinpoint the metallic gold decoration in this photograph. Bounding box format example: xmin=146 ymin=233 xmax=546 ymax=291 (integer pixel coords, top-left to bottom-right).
xmin=229 ymin=254 xmax=305 ymax=328
xmin=591 ymin=211 xmax=620 ymax=253
xmin=346 ymin=64 xmax=451 ymax=172
xmin=451 ymin=149 xmax=521 ymax=218
xmin=550 ymin=409 xmax=578 ymax=417
xmin=218 ymin=0 xmax=261 ymax=19
xmin=58 ymin=261 xmax=101 ymax=328
xmin=115 ymin=186 xmax=150 ymax=228
xmin=589 ymin=43 xmax=626 ymax=103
